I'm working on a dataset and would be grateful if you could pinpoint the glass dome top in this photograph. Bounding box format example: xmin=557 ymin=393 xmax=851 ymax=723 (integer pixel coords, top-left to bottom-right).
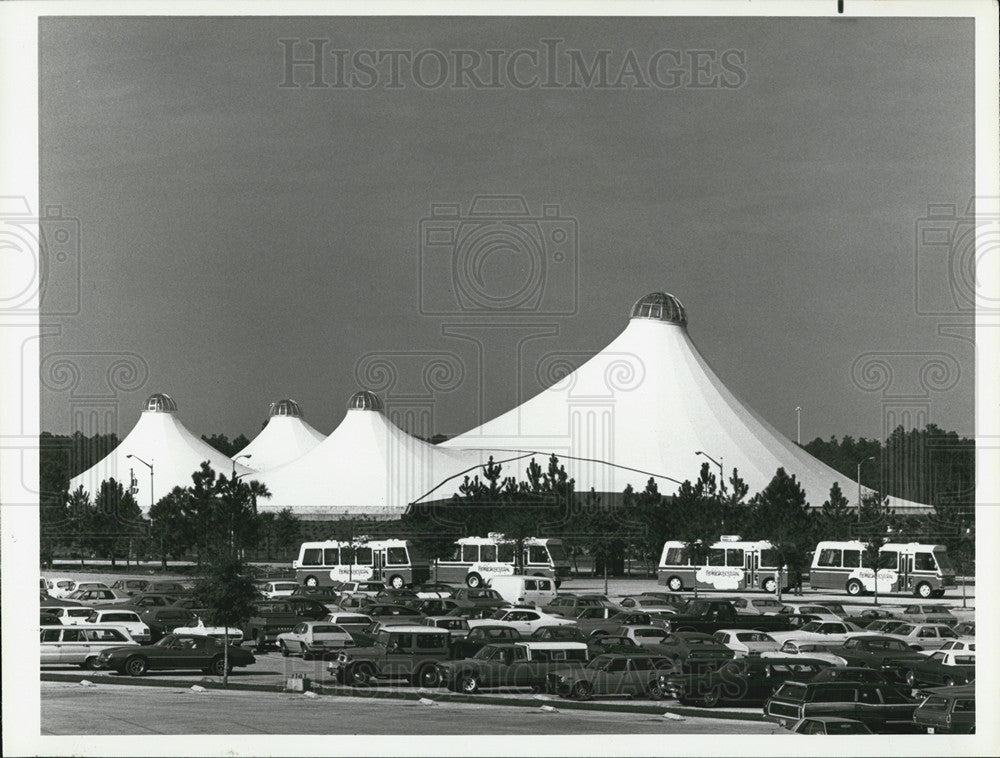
xmin=143 ymin=393 xmax=178 ymax=413
xmin=348 ymin=390 xmax=384 ymax=411
xmin=629 ymin=292 xmax=687 ymax=326
xmin=269 ymin=399 xmax=303 ymax=418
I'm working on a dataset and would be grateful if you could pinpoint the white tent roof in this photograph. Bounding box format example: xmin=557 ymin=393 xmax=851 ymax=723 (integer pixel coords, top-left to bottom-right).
xmin=443 ymin=293 xmax=931 ymax=513
xmin=235 ymin=399 xmax=325 ymax=471
xmin=256 ymin=391 xmax=486 ymax=518
xmin=69 ymin=393 xmax=254 ymax=513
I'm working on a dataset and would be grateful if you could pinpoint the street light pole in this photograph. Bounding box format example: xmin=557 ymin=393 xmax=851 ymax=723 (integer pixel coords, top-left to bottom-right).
xmin=795 ymin=407 xmax=802 ymax=445
xmin=695 ymin=451 xmax=724 ymax=489
xmin=126 ymin=454 xmax=155 ymax=566
xmin=856 ymin=456 xmax=875 ymax=521
xmin=229 ymin=454 xmax=253 ymax=559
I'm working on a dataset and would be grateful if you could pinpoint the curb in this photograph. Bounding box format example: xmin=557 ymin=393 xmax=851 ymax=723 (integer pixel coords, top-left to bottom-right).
xmin=40 ymin=673 xmax=765 ymax=722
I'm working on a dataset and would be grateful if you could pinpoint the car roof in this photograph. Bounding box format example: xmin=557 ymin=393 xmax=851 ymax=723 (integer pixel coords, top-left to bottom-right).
xmin=517 ymin=641 xmax=588 ymax=649
xmin=378 ymin=625 xmax=448 ymax=634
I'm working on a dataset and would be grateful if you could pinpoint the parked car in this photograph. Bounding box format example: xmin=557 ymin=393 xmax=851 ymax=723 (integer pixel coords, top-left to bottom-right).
xmin=450 ymin=588 xmax=507 ymax=611
xmin=546 ymin=653 xmax=675 ymax=700
xmin=661 ymin=656 xmax=831 ymax=707
xmin=40 ymin=605 xmax=97 ymax=626
xmin=290 ymin=586 xmax=343 ymax=608
xmin=140 ymin=607 xmax=201 ymax=642
xmin=416 ymin=599 xmax=461 ymax=617
xmin=540 ymin=594 xmax=609 ymax=617
xmin=617 ymin=596 xmax=678 ymax=614
xmin=422 ymin=616 xmax=471 ymax=637
xmin=933 ymin=639 xmax=976 ymax=655
xmin=638 ymin=591 xmax=688 ymax=610
xmin=864 ymin=619 xmax=908 ymax=634
xmin=257 ymin=580 xmax=299 ymax=599
xmin=474 ymin=608 xmax=572 ymax=636
xmin=170 ymin=597 xmax=211 ymax=618
xmin=898 ymin=604 xmax=957 ymax=624
xmin=486 ymin=576 xmax=558 ymax=608
xmin=98 ymin=633 xmax=255 ymax=676
xmin=450 ymin=625 xmax=522 ymax=659
xmin=761 ymin=640 xmax=848 ymax=667
xmin=899 ymin=650 xmax=975 ymax=688
xmin=712 ymin=629 xmax=779 ymax=657
xmin=785 ymin=716 xmax=873 ymax=734
xmin=949 ymin=621 xmax=974 ymax=637
xmin=172 ymin=623 xmax=245 ymax=646
xmin=878 ymin=623 xmax=962 ymax=651
xmin=767 ymin=620 xmax=868 ymax=647
xmin=530 ymin=625 xmax=588 ymax=643
xmin=911 ymin=684 xmax=975 ymax=734
xmin=764 ymin=680 xmax=919 ymax=733
xmin=282 ymin=596 xmax=332 ymax=621
xmin=67 ymin=588 xmax=133 ymax=606
xmin=724 ymin=597 xmax=787 ymax=616
xmin=633 ymin=631 xmax=734 ymax=671
xmin=810 ymin=667 xmax=894 ymax=685
xmin=364 ymin=603 xmax=425 ymax=626
xmin=277 ymin=621 xmax=354 ymax=659
xmin=810 ymin=602 xmax=848 ymax=618
xmin=778 ymin=603 xmax=843 ymax=621
xmin=41 ymin=625 xmax=139 ymax=669
xmin=323 ymin=612 xmax=374 ymax=637
xmin=824 ymin=635 xmax=928 ymax=677
xmin=110 ymin=579 xmax=151 ymax=596
xmin=570 ymin=608 xmax=668 ymax=637
xmin=586 ymin=635 xmax=644 ymax=657
xmin=408 ymin=581 xmax=458 ymax=599
xmin=41 ymin=610 xmax=61 ymax=625
xmin=339 ymin=581 xmax=385 ymax=598
xmin=439 ymin=641 xmax=590 ymax=693
xmin=244 ymin=601 xmax=310 ymax=650
xmin=146 ymin=581 xmax=191 ymax=595
xmin=844 ymin=608 xmax=898 ymax=627
xmin=47 ymin=579 xmax=106 ymax=599
xmin=125 ymin=593 xmax=183 ymax=611
xmin=617 ymin=625 xmax=681 ymax=648
xmin=81 ymin=608 xmax=151 ymax=643
xmin=327 ymin=625 xmax=450 ymax=686
xmin=375 ymin=587 xmax=421 ymax=605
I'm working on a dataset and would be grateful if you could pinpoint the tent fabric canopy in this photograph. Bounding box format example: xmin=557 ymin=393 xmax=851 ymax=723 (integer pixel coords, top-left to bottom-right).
xmin=234 ymin=401 xmax=326 ymax=472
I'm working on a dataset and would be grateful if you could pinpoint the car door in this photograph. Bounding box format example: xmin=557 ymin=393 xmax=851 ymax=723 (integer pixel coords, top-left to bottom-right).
xmin=57 ymin=628 xmax=89 ymax=663
xmin=594 ymin=656 xmax=627 ymax=695
xmin=40 ymin=628 xmax=62 ymax=664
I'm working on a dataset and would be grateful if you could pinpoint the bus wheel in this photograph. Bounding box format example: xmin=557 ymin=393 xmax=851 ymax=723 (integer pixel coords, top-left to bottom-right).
xmin=915 ymin=582 xmax=932 ymax=598
xmin=846 ymin=580 xmax=864 ymax=596
xmin=762 ymin=577 xmax=777 ymax=594
xmin=304 ymin=575 xmax=319 ymax=588
xmin=388 ymin=575 xmax=404 ymax=590
xmin=667 ymin=576 xmax=684 ymax=592
xmin=466 ymin=573 xmax=483 ymax=589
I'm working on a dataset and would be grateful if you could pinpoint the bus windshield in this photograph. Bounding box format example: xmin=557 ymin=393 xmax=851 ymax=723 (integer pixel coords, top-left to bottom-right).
xmin=932 ymin=550 xmax=954 ymax=572
xmin=546 ymin=543 xmax=568 ymax=562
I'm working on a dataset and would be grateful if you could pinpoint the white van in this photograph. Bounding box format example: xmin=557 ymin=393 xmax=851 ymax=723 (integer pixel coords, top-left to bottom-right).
xmin=40 ymin=625 xmax=138 ymax=669
xmin=486 ymin=576 xmax=558 ymax=608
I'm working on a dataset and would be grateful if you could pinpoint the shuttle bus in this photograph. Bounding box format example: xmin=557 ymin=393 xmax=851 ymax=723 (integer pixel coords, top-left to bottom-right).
xmin=432 ymin=534 xmax=572 ymax=588
xmin=293 ymin=539 xmax=430 ymax=589
xmin=657 ymin=537 xmax=781 ymax=593
xmin=808 ymin=540 xmax=956 ymax=598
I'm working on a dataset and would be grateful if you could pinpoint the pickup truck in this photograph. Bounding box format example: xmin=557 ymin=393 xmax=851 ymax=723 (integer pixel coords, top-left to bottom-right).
xmin=661 ymin=600 xmax=793 ymax=635
xmin=243 ymin=601 xmax=310 ymax=651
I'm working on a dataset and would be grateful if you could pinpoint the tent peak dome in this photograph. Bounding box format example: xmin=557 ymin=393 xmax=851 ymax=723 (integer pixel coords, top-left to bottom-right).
xmin=143 ymin=393 xmax=177 ymax=413
xmin=269 ymin=399 xmax=304 ymax=418
xmin=348 ymin=390 xmax=384 ymax=412
xmin=629 ymin=292 xmax=687 ymax=326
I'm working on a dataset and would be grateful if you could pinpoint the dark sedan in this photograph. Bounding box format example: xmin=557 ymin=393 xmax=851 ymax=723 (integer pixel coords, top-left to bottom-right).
xmin=98 ymin=633 xmax=255 ymax=676
xmin=661 ymin=656 xmax=831 ymax=706
xmin=364 ymin=603 xmax=425 ymax=625
xmin=530 ymin=625 xmax=587 ymax=643
xmin=283 ymin=596 xmax=332 ymax=621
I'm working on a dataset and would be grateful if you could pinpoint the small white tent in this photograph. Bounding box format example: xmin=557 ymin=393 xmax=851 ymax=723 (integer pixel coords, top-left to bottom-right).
xmin=443 ymin=293 xmax=931 ymax=514
xmin=69 ymin=393 xmax=255 ymax=513
xmin=234 ymin=399 xmax=325 ymax=471
xmin=257 ymin=391 xmax=486 ymax=518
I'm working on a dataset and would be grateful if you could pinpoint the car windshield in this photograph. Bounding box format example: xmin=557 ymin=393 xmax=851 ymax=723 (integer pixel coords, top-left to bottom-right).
xmin=800 ymin=622 xmax=822 ymax=633
xmin=154 ymin=635 xmax=179 ymax=647
xmin=737 ymin=632 xmax=772 ymax=642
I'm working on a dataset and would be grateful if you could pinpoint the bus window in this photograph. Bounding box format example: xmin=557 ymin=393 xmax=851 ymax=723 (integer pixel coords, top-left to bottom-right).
xmin=817 ymin=549 xmax=842 ymax=567
xmin=498 ymin=543 xmax=515 ymax=563
xmin=480 ymin=544 xmax=497 ymax=562
xmin=707 ymin=548 xmax=725 ymax=566
xmin=879 ymin=551 xmax=898 ymax=570
xmin=442 ymin=544 xmax=462 ymax=562
xmin=323 ymin=548 xmax=339 ymax=566
xmin=302 ymin=548 xmax=322 ymax=566
xmin=759 ymin=549 xmax=777 ymax=568
xmin=546 ymin=542 xmax=567 ymax=562
xmin=842 ymin=550 xmax=860 ymax=568
xmin=726 ymin=548 xmax=744 ymax=566
xmin=914 ymin=552 xmax=936 ymax=571
xmin=932 ymin=550 xmax=953 ymax=571
xmin=664 ymin=547 xmax=688 ymax=565
xmin=462 ymin=544 xmax=479 ymax=563
xmin=386 ymin=547 xmax=408 ymax=565
xmin=528 ymin=546 xmax=548 ymax=564
xmin=355 ymin=547 xmax=373 ymax=565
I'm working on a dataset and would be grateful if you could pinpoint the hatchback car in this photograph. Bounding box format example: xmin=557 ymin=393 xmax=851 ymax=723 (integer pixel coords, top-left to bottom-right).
xmin=277 ymin=621 xmax=353 ymax=659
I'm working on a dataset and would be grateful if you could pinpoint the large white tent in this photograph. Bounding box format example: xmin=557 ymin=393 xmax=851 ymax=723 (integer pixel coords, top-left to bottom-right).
xmin=256 ymin=391 xmax=487 ymax=518
xmin=235 ymin=399 xmax=325 ymax=471
xmin=442 ymin=292 xmax=931 ymax=514
xmin=69 ymin=393 xmax=255 ymax=513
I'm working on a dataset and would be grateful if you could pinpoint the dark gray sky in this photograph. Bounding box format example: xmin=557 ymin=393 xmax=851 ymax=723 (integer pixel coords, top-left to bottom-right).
xmin=39 ymin=16 xmax=975 ymax=444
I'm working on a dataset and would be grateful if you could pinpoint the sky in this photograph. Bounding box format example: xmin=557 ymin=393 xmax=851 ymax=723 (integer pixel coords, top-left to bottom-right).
xmin=38 ymin=16 xmax=975 ymax=445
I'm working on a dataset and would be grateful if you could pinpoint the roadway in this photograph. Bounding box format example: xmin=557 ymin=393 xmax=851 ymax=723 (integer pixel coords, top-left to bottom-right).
xmin=40 ymin=682 xmax=785 ymax=735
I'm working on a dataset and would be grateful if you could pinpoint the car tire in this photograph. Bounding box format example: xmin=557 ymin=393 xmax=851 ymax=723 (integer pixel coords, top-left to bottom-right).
xmin=571 ymin=681 xmax=592 ymax=701
xmin=846 ymin=580 xmax=864 ymax=596
xmin=915 ymin=583 xmax=932 ymax=599
xmin=280 ymin=642 xmax=290 ymax=658
xmin=124 ymin=656 xmax=148 ymax=677
xmin=304 ymin=575 xmax=319 ymax=587
xmin=414 ymin=665 xmax=441 ymax=688
xmin=667 ymin=576 xmax=684 ymax=592
xmin=460 ymin=674 xmax=480 ymax=694
xmin=762 ymin=578 xmax=777 ymax=594
xmin=389 ymin=575 xmax=404 ymax=590
xmin=349 ymin=663 xmax=374 ymax=687
xmin=646 ymin=680 xmax=664 ymax=700
xmin=210 ymin=656 xmax=228 ymax=677
xmin=466 ymin=573 xmax=483 ymax=589
xmin=701 ymin=687 xmax=721 ymax=708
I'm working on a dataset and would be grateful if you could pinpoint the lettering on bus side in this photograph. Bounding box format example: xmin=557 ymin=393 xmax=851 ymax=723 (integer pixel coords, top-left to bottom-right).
xmin=471 ymin=563 xmax=515 ymax=575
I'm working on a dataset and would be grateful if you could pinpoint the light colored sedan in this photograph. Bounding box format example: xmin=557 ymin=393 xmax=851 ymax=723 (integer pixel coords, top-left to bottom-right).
xmin=474 ymin=608 xmax=573 ymax=636
xmin=67 ymin=588 xmax=132 ymax=606
xmin=712 ymin=629 xmax=779 ymax=657
xmin=40 ymin=605 xmax=95 ymax=625
xmin=879 ymin=623 xmax=963 ymax=651
xmin=258 ymin=581 xmax=299 ymax=599
xmin=760 ymin=640 xmax=848 ymax=666
xmin=50 ymin=580 xmax=111 ymax=599
xmin=767 ymin=620 xmax=868 ymax=647
xmin=277 ymin=621 xmax=354 ymax=659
